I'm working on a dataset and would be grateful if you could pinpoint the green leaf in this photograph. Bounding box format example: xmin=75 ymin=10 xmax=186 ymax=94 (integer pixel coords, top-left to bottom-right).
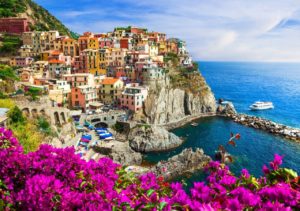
xmin=146 ymin=189 xmax=155 ymax=197
xmin=283 ymin=168 xmax=298 ymax=178
xmin=159 ymin=201 xmax=167 ymax=211
xmin=80 ymin=181 xmax=86 ymax=188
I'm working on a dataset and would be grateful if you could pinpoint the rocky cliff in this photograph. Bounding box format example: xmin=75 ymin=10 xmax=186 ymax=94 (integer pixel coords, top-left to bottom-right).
xmin=142 ymin=71 xmax=216 ymax=125
xmin=129 ymin=125 xmax=183 ymax=152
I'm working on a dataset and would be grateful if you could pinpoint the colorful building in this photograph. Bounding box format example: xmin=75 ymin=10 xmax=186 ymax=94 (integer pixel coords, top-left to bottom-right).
xmin=71 ymin=85 xmax=98 ymax=111
xmin=63 ymin=73 xmax=95 ymax=88
xmin=119 ymin=83 xmax=148 ymax=112
xmin=63 ymin=38 xmax=78 ymax=57
xmin=88 ymin=37 xmax=99 ymax=50
xmin=48 ymin=60 xmax=71 ymax=79
xmin=15 ymin=57 xmax=34 ymax=67
xmin=99 ymin=77 xmax=124 ymax=105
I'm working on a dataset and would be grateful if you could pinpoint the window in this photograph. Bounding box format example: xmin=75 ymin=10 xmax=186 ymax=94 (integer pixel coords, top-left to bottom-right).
xmin=76 ymin=94 xmax=78 ymax=99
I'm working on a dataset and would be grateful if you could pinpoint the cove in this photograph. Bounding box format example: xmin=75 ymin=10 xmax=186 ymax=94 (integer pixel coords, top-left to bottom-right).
xmin=144 ymin=116 xmax=300 ymax=183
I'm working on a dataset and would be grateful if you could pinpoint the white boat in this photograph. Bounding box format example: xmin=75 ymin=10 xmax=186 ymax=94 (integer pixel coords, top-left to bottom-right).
xmin=249 ymin=101 xmax=274 ymax=110
xmin=221 ymin=101 xmax=232 ymax=105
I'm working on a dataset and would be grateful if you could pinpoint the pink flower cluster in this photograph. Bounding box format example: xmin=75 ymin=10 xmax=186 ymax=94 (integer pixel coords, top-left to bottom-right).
xmin=0 ymin=127 xmax=299 ymax=210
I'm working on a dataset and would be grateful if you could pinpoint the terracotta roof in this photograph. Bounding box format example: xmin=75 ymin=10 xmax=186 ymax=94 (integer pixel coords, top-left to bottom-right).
xmin=79 ymin=36 xmax=89 ymax=40
xmin=102 ymin=78 xmax=119 ymax=85
xmin=51 ymin=50 xmax=61 ymax=56
xmin=49 ymin=59 xmax=65 ymax=64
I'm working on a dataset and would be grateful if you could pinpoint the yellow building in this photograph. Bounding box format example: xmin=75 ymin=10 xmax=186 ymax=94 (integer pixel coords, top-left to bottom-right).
xmin=41 ymin=50 xmax=52 ymax=61
xmin=88 ymin=37 xmax=99 ymax=50
xmin=99 ymin=77 xmax=124 ymax=105
xmin=158 ymin=41 xmax=167 ymax=55
xmin=99 ymin=49 xmax=107 ymax=75
xmin=83 ymin=49 xmax=99 ymax=75
xmin=63 ymin=38 xmax=78 ymax=57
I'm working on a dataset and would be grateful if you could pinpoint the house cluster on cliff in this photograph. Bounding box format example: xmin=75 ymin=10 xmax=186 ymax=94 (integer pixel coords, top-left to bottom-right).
xmin=3 ymin=26 xmax=194 ymax=113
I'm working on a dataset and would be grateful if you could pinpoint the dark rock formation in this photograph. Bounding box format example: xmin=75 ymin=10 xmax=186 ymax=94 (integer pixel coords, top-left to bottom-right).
xmin=150 ymin=148 xmax=211 ymax=180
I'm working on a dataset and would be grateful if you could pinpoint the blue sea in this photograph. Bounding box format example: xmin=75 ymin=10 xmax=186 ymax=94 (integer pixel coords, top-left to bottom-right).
xmin=201 ymin=62 xmax=300 ymax=128
xmin=145 ymin=62 xmax=300 ymax=185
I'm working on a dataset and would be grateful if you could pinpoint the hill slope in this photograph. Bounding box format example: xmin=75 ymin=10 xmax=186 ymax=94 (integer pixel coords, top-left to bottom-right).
xmin=0 ymin=0 xmax=75 ymax=37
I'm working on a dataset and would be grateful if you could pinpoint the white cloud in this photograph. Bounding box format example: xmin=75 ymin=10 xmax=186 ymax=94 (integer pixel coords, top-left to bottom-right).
xmin=48 ymin=0 xmax=300 ymax=61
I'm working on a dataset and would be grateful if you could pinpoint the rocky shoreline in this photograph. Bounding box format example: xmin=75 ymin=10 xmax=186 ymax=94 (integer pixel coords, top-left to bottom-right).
xmin=150 ymin=148 xmax=211 ymax=180
xmin=218 ymin=103 xmax=300 ymax=142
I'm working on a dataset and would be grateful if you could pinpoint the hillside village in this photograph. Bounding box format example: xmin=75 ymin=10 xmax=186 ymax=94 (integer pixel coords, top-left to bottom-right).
xmin=0 ymin=15 xmax=206 ymax=161
xmin=0 ymin=19 xmax=194 ymax=112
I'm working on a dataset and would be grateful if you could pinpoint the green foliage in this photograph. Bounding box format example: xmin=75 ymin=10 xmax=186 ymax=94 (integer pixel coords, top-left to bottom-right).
xmin=7 ymin=106 xmax=25 ymax=124
xmin=113 ymin=122 xmax=125 ymax=133
xmin=9 ymin=121 xmax=43 ymax=153
xmin=25 ymin=87 xmax=42 ymax=101
xmin=0 ymin=65 xmax=19 ymax=81
xmin=0 ymin=91 xmax=8 ymax=99
xmin=0 ymin=34 xmax=22 ymax=56
xmin=0 ymin=0 xmax=27 ymax=17
xmin=0 ymin=99 xmax=15 ymax=110
xmin=114 ymin=26 xmax=132 ymax=32
xmin=25 ymin=0 xmax=73 ymax=36
xmin=37 ymin=117 xmax=52 ymax=135
xmin=164 ymin=52 xmax=179 ymax=65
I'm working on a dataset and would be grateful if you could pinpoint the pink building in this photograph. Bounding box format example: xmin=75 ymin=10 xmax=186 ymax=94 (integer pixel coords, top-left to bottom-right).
xmin=119 ymin=83 xmax=148 ymax=112
xmin=15 ymin=57 xmax=34 ymax=67
xmin=99 ymin=38 xmax=113 ymax=48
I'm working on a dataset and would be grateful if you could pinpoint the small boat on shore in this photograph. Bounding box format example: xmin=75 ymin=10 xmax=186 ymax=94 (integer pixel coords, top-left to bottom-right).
xmin=191 ymin=122 xmax=198 ymax=127
xmin=250 ymin=101 xmax=274 ymax=110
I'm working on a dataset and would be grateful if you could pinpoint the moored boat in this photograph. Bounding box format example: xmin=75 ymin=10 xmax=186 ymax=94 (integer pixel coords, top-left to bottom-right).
xmin=250 ymin=101 xmax=274 ymax=110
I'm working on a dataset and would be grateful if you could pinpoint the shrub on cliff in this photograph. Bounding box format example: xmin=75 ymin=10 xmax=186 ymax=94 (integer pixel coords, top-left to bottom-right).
xmin=0 ymin=127 xmax=299 ymax=210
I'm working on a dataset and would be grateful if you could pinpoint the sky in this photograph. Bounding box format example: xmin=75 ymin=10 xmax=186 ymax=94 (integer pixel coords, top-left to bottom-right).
xmin=35 ymin=0 xmax=300 ymax=62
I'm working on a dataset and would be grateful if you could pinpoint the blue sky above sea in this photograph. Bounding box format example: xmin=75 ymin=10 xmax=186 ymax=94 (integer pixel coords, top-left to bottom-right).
xmin=35 ymin=0 xmax=300 ymax=61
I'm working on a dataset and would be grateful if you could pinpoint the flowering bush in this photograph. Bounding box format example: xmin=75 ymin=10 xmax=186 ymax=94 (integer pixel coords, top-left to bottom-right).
xmin=0 ymin=127 xmax=299 ymax=210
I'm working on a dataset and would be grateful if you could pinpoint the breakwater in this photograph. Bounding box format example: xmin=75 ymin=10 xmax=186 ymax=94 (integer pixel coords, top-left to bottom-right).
xmin=219 ymin=104 xmax=300 ymax=142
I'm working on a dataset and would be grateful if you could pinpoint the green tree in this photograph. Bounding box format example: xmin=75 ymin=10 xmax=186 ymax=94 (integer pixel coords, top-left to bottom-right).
xmin=26 ymin=87 xmax=42 ymax=101
xmin=7 ymin=106 xmax=25 ymax=124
